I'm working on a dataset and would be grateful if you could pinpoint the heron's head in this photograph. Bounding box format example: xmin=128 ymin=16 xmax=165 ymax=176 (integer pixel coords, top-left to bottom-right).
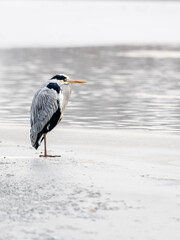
xmin=50 ymin=74 xmax=86 ymax=85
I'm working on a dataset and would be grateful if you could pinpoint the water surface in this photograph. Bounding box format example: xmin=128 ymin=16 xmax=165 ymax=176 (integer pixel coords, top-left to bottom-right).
xmin=0 ymin=45 xmax=180 ymax=132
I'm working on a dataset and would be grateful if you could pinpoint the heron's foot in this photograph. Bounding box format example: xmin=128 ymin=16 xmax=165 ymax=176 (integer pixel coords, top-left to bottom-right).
xmin=39 ymin=154 xmax=61 ymax=158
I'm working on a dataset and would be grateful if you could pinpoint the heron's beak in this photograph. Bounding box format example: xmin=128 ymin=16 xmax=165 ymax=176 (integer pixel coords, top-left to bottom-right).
xmin=67 ymin=80 xmax=87 ymax=84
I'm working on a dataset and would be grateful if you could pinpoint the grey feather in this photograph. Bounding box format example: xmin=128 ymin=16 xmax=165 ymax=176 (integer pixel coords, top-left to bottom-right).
xmin=30 ymin=86 xmax=59 ymax=147
xmin=30 ymin=77 xmax=72 ymax=149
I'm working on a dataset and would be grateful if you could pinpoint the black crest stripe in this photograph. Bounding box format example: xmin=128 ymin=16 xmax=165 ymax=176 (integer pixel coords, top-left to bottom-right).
xmin=46 ymin=82 xmax=60 ymax=93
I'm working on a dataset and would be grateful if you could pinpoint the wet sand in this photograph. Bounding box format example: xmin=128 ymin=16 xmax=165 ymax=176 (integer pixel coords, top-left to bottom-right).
xmin=0 ymin=125 xmax=180 ymax=240
xmin=0 ymin=1 xmax=180 ymax=239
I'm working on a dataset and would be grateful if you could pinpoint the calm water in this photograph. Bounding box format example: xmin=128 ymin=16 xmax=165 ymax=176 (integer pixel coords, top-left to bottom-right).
xmin=0 ymin=45 xmax=180 ymax=132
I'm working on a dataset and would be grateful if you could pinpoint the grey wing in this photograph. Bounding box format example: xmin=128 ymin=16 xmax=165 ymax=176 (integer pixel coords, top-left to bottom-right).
xmin=30 ymin=87 xmax=59 ymax=146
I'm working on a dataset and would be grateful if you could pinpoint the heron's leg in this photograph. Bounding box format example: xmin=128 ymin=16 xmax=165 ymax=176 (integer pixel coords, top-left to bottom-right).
xmin=39 ymin=133 xmax=61 ymax=158
xmin=44 ymin=133 xmax=47 ymax=156
xmin=39 ymin=133 xmax=48 ymax=157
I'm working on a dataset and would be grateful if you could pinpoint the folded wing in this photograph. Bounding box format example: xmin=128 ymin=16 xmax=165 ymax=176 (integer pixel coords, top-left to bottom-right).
xmin=30 ymin=87 xmax=59 ymax=148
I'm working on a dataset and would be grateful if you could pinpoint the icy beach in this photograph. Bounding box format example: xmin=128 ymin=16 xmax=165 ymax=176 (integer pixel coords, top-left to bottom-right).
xmin=0 ymin=1 xmax=180 ymax=240
xmin=1 ymin=125 xmax=180 ymax=240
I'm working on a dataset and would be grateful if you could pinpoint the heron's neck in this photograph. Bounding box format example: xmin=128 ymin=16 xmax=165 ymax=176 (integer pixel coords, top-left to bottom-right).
xmin=60 ymin=84 xmax=71 ymax=113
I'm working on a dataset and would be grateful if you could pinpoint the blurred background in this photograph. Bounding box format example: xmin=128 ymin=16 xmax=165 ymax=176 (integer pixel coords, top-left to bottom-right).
xmin=0 ymin=0 xmax=180 ymax=132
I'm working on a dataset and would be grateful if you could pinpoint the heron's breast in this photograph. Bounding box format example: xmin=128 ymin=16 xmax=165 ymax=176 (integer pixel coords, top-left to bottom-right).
xmin=59 ymin=91 xmax=64 ymax=111
xmin=60 ymin=85 xmax=71 ymax=113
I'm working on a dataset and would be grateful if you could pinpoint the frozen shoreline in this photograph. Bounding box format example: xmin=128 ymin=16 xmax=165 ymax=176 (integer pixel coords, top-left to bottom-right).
xmin=1 ymin=1 xmax=180 ymax=48
xmin=0 ymin=125 xmax=180 ymax=239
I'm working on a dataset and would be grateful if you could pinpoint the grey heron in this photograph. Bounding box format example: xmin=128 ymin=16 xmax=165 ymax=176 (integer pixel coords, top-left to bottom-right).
xmin=30 ymin=74 xmax=86 ymax=157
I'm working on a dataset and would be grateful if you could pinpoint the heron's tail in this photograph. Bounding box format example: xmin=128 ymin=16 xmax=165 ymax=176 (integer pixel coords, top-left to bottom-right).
xmin=30 ymin=127 xmax=43 ymax=150
xmin=33 ymin=141 xmax=39 ymax=150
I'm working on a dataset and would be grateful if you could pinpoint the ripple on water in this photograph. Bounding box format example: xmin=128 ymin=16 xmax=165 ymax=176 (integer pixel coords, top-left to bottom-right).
xmin=0 ymin=46 xmax=180 ymax=132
